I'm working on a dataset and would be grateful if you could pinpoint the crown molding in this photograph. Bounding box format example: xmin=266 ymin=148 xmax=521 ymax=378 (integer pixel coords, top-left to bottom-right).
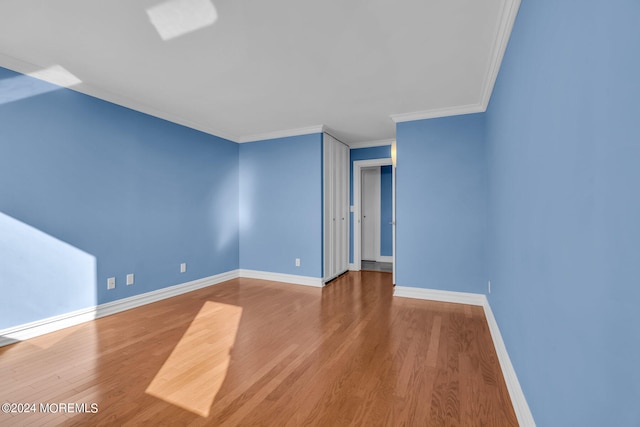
xmin=2 ymin=0 xmax=520 ymax=142
xmin=0 ymin=58 xmax=324 ymax=145
xmin=237 ymin=125 xmax=325 ymax=143
xmin=0 ymin=270 xmax=240 ymax=347
xmin=390 ymin=0 xmax=520 ymax=124
xmin=480 ymin=0 xmax=521 ymax=109
xmin=0 ymin=53 xmax=241 ymax=143
xmin=390 ymin=103 xmax=485 ymax=123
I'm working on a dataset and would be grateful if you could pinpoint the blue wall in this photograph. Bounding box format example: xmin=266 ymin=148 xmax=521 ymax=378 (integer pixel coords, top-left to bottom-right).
xmin=395 ymin=115 xmax=487 ymax=293
xmin=0 ymin=67 xmax=239 ymax=329
xmin=349 ymin=146 xmax=392 ymax=263
xmin=380 ymin=165 xmax=392 ymax=257
xmin=486 ymin=0 xmax=640 ymax=424
xmin=239 ymin=134 xmax=323 ymax=277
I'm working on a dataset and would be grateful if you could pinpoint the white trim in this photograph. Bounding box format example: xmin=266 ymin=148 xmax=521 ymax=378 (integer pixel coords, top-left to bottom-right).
xmin=354 ymin=158 xmax=393 ymax=168
xmin=348 ymin=263 xmax=358 ymax=271
xmin=0 ymin=307 xmax=99 ymax=348
xmin=391 ymin=156 xmax=396 ymax=284
xmin=390 ymin=103 xmax=485 ymax=123
xmin=0 ymin=269 xmax=324 ymax=347
xmin=238 ymin=269 xmax=323 ymax=287
xmin=482 ymin=299 xmax=536 ymax=426
xmin=479 ymin=0 xmax=521 ymax=110
xmin=377 ymin=256 xmax=393 ymax=263
xmin=389 ymin=0 xmax=520 ymax=124
xmin=0 ymin=269 xmax=323 ymax=347
xmin=348 ymin=139 xmax=394 ymax=149
xmin=392 ymin=286 xmax=535 ymax=426
xmin=353 ymin=158 xmax=393 ymax=272
xmin=0 ymin=270 xmax=240 ymax=347
xmin=393 ymin=286 xmax=486 ymax=306
xmin=0 ymin=53 xmax=241 ymax=143
xmin=236 ymin=125 xmax=325 ymax=143
xmin=0 ymin=53 xmax=327 ymax=145
xmin=0 ymin=1 xmax=520 ymax=142
xmin=362 ymin=167 xmax=381 ymax=263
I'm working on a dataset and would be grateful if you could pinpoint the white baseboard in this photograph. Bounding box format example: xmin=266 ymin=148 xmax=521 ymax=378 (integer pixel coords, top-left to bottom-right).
xmin=482 ymin=299 xmax=536 ymax=426
xmin=0 ymin=270 xmax=240 ymax=347
xmin=238 ymin=269 xmax=323 ymax=287
xmin=392 ymin=286 xmax=535 ymax=426
xmin=377 ymin=256 xmax=393 ymax=263
xmin=0 ymin=269 xmax=322 ymax=347
xmin=348 ymin=263 xmax=358 ymax=271
xmin=393 ymin=286 xmax=486 ymax=306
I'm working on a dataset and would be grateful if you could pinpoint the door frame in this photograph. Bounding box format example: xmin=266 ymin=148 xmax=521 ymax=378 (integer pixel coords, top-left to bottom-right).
xmin=352 ymin=158 xmax=394 ymax=280
xmin=360 ymin=167 xmax=381 ymax=263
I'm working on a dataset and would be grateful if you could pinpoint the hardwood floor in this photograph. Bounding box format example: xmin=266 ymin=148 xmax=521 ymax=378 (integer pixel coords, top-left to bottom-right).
xmin=0 ymin=272 xmax=517 ymax=426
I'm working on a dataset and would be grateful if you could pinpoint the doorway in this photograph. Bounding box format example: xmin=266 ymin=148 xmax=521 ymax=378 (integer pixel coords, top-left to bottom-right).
xmin=361 ymin=167 xmax=380 ymax=262
xmin=353 ymin=158 xmax=395 ymax=283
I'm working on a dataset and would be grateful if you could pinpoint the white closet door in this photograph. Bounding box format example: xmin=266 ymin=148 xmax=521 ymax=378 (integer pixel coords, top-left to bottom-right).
xmin=340 ymin=143 xmax=349 ymax=273
xmin=335 ymin=142 xmax=343 ymax=274
xmin=333 ymin=137 xmax=341 ymax=275
xmin=324 ymin=135 xmax=333 ymax=279
xmin=323 ymin=133 xmax=349 ymax=282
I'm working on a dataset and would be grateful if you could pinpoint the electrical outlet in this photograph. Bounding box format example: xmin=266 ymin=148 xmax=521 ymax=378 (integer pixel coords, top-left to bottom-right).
xmin=295 ymin=258 xmax=300 ymax=267
xmin=180 ymin=263 xmax=186 ymax=273
xmin=488 ymin=280 xmax=491 ymax=294
xmin=126 ymin=274 xmax=134 ymax=286
xmin=107 ymin=277 xmax=116 ymax=290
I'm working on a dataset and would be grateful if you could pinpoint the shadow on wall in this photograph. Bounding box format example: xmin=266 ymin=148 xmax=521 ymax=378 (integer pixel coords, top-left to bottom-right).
xmin=0 ymin=212 xmax=97 ymax=330
xmin=1 ymin=65 xmax=241 ymax=333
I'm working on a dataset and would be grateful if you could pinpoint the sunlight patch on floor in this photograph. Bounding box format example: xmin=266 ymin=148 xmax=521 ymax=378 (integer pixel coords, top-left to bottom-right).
xmin=145 ymin=301 xmax=242 ymax=417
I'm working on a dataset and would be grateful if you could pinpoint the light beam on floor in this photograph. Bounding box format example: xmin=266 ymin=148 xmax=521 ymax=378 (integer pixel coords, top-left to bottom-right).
xmin=146 ymin=300 xmax=242 ymax=417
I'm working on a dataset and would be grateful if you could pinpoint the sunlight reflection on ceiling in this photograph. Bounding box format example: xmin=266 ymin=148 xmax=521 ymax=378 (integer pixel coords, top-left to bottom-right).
xmin=146 ymin=301 xmax=242 ymax=417
xmin=0 ymin=65 xmax=81 ymax=105
xmin=147 ymin=0 xmax=218 ymax=41
xmin=28 ymin=65 xmax=81 ymax=88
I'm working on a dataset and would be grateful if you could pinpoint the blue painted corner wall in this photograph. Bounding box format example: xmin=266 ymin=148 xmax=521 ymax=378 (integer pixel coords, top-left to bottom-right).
xmin=0 ymin=66 xmax=324 ymax=331
xmin=239 ymin=134 xmax=323 ymax=278
xmin=395 ymin=115 xmax=488 ymax=294
xmin=484 ymin=0 xmax=640 ymax=425
xmin=5 ymin=2 xmax=640 ymax=422
xmin=0 ymin=67 xmax=239 ymax=329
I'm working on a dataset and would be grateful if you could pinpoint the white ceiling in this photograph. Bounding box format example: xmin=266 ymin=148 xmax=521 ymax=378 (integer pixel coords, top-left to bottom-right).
xmin=0 ymin=0 xmax=519 ymax=145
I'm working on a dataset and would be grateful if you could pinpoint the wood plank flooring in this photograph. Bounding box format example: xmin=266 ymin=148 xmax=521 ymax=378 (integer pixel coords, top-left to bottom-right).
xmin=0 ymin=272 xmax=517 ymax=426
